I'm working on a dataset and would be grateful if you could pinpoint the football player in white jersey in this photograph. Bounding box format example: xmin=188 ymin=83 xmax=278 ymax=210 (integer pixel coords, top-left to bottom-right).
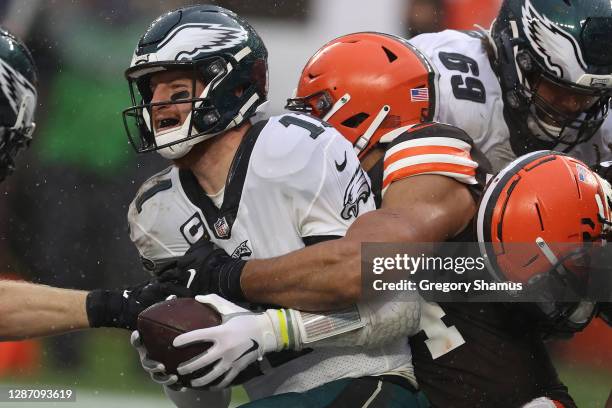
xmin=0 ymin=26 xmax=232 ymax=408
xmin=0 ymin=10 xmax=423 ymax=408
xmin=0 ymin=30 xmax=184 ymax=337
xmin=409 ymin=0 xmax=612 ymax=172
xmin=150 ymin=32 xmax=611 ymax=408
xmin=123 ymin=5 xmax=427 ymax=408
xmin=126 ymin=29 xmax=490 ymax=406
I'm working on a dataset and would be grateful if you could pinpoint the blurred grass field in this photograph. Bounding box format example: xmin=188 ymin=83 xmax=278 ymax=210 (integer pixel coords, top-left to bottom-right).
xmin=0 ymin=329 xmax=609 ymax=407
xmin=557 ymin=363 xmax=611 ymax=408
xmin=0 ymin=330 xmax=249 ymax=407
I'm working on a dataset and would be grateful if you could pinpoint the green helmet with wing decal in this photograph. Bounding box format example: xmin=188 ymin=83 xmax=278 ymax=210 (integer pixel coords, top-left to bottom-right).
xmin=491 ymin=0 xmax=612 ymax=155
xmin=0 ymin=28 xmax=37 ymax=182
xmin=122 ymin=5 xmax=268 ymax=159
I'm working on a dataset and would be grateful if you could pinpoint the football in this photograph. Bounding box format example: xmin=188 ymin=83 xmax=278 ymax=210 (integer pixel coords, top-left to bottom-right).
xmin=137 ymin=297 xmax=221 ymax=383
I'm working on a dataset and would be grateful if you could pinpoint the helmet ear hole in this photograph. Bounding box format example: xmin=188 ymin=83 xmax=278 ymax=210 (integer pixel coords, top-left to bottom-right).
xmin=341 ymin=112 xmax=369 ymax=128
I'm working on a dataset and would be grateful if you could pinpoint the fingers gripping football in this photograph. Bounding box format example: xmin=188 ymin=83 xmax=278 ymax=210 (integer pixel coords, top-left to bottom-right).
xmin=130 ymin=330 xmax=179 ymax=387
xmin=172 ymin=295 xmax=280 ymax=389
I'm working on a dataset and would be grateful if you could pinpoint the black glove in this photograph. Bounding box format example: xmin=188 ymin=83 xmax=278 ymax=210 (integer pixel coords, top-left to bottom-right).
xmin=158 ymin=239 xmax=247 ymax=302
xmin=86 ymin=279 xmax=192 ymax=330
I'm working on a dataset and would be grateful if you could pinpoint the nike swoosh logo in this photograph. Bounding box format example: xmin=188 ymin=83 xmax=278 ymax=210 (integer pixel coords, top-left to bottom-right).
xmin=186 ymin=268 xmax=197 ymax=289
xmin=122 ymin=290 xmax=131 ymax=299
xmin=234 ymin=339 xmax=259 ymax=361
xmin=335 ymin=151 xmax=347 ymax=172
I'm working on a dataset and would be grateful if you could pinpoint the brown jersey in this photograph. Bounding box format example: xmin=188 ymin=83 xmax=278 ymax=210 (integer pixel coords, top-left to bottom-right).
xmin=367 ymin=122 xmax=576 ymax=408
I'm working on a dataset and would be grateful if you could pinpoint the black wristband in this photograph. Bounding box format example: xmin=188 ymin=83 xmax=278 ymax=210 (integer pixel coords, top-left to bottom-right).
xmin=217 ymin=259 xmax=247 ymax=302
xmin=86 ymin=289 xmax=128 ymax=329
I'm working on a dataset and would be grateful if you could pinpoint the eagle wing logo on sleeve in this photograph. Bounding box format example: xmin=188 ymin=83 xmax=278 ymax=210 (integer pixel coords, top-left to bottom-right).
xmin=341 ymin=166 xmax=372 ymax=220
xmin=522 ymin=0 xmax=587 ymax=81
xmin=231 ymin=240 xmax=252 ymax=259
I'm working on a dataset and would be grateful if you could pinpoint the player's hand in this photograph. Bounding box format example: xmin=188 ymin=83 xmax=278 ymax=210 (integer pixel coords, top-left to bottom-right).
xmin=158 ymin=240 xmax=247 ymax=301
xmin=173 ymin=294 xmax=280 ymax=390
xmin=86 ymin=279 xmax=192 ymax=330
xmin=131 ymin=330 xmax=181 ymax=388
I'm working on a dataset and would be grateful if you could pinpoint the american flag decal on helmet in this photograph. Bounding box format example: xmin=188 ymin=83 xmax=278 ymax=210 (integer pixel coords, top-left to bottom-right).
xmin=410 ymin=88 xmax=429 ymax=102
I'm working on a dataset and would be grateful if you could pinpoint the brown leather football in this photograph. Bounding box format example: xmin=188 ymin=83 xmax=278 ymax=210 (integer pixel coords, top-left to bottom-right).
xmin=137 ymin=297 xmax=221 ymax=383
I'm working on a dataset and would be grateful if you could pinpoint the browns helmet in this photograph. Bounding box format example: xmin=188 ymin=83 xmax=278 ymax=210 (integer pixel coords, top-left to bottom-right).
xmin=477 ymin=151 xmax=610 ymax=335
xmin=286 ymin=32 xmax=436 ymax=158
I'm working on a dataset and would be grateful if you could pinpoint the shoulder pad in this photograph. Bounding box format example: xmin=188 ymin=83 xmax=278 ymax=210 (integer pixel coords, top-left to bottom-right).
xmin=388 ymin=122 xmax=474 ymax=147
xmin=382 ymin=123 xmax=480 ymax=194
xmin=128 ymin=166 xmax=193 ymax=265
xmin=251 ymin=113 xmax=341 ymax=179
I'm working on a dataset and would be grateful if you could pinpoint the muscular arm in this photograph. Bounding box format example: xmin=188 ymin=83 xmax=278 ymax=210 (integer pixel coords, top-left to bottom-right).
xmin=241 ymin=175 xmax=476 ymax=311
xmin=0 ymin=280 xmax=89 ymax=341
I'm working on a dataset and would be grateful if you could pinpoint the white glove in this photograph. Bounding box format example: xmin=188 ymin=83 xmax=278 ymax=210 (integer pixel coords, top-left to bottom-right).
xmin=173 ymin=294 xmax=281 ymax=389
xmin=131 ymin=330 xmax=180 ymax=388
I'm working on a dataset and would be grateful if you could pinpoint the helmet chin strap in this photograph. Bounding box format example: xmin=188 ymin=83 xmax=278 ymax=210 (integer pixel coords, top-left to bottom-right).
xmin=157 ymin=90 xmax=264 ymax=160
xmin=143 ymin=83 xmax=211 ymax=160
xmin=323 ymin=93 xmax=350 ymax=121
xmin=528 ymin=115 xmax=563 ymax=140
xmin=12 ymin=94 xmax=35 ymax=139
xmin=536 ymin=237 xmax=571 ymax=276
xmin=154 ymin=108 xmax=213 ymax=160
xmin=353 ymin=105 xmax=390 ymax=156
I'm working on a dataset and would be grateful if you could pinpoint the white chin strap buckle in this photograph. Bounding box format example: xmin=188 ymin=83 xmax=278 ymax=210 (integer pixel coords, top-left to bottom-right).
xmin=536 ymin=237 xmax=570 ymax=276
xmin=353 ymin=105 xmax=390 ymax=156
xmin=323 ymin=93 xmax=350 ymax=122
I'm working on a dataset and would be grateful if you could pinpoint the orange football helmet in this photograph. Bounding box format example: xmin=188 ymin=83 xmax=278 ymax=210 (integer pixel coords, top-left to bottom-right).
xmin=286 ymin=32 xmax=436 ymax=158
xmin=476 ymin=151 xmax=611 ymax=335
xmin=477 ymin=151 xmax=610 ymax=284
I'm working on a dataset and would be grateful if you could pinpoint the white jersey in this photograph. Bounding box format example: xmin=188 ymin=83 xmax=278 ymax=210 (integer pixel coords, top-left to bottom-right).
xmin=128 ymin=113 xmax=414 ymax=399
xmin=410 ymin=29 xmax=612 ymax=171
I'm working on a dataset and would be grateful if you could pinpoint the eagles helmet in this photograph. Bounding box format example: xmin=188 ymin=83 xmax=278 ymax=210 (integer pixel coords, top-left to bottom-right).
xmin=122 ymin=5 xmax=268 ymax=159
xmin=0 ymin=29 xmax=37 ymax=182
xmin=491 ymin=0 xmax=612 ymax=155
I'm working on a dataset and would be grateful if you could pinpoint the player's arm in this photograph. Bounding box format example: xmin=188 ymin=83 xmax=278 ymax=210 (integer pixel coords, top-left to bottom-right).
xmin=165 ymin=126 xmax=480 ymax=311
xmin=0 ymin=280 xmax=89 ymax=341
xmin=155 ymin=177 xmax=476 ymax=389
xmin=0 ymin=277 xmax=190 ymax=341
xmin=242 ymin=174 xmax=475 ymax=310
